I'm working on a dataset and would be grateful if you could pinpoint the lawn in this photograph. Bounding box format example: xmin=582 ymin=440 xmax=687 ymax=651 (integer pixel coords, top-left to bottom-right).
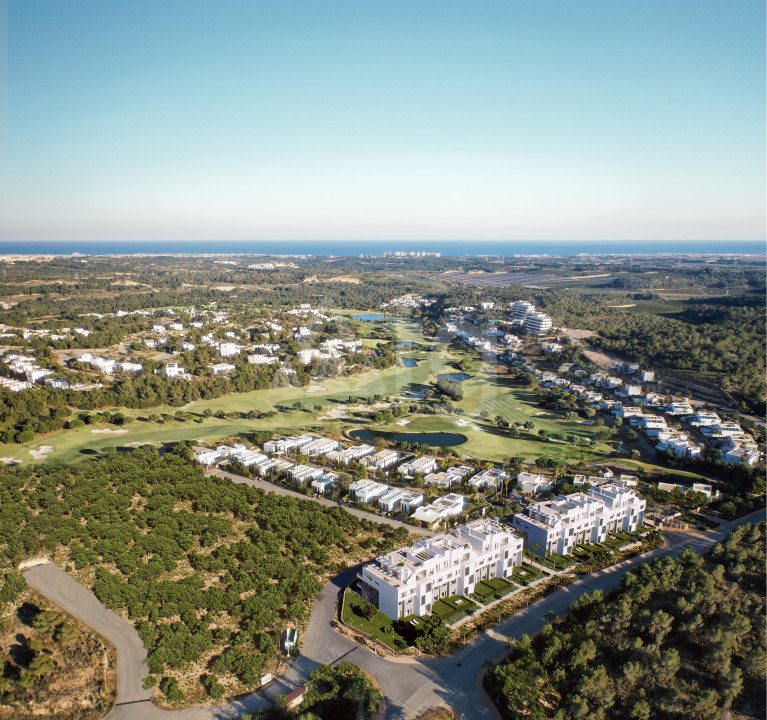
xmin=342 ymin=590 xmax=409 ymax=651
xmin=511 ymin=565 xmax=546 ymax=585
xmin=430 ymin=595 xmax=479 ymax=624
xmin=471 ymin=577 xmax=517 ymax=602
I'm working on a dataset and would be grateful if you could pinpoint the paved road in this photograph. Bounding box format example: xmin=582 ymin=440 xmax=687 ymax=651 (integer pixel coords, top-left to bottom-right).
xmin=23 ymin=510 xmax=764 ymax=720
xmin=208 ymin=468 xmax=436 ymax=536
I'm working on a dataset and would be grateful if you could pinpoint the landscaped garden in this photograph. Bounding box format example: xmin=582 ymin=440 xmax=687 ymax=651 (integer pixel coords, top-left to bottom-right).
xmin=430 ymin=594 xmax=479 ymax=624
xmin=342 ymin=589 xmax=410 ymax=651
xmin=511 ymin=564 xmax=546 ymax=585
xmin=602 ymin=530 xmax=641 ymax=550
xmin=470 ymin=576 xmax=518 ymax=604
xmin=523 ymin=549 xmax=578 ymax=571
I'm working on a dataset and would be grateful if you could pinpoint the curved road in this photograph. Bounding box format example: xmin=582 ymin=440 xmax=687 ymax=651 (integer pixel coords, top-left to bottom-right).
xmin=23 ymin=509 xmax=764 ymax=720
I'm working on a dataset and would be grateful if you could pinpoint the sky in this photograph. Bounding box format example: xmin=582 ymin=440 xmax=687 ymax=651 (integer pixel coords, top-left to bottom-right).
xmin=1 ymin=0 xmax=765 ymax=243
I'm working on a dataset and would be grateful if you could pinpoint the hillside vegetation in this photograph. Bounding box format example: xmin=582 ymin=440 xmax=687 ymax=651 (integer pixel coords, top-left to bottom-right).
xmin=487 ymin=522 xmax=766 ymax=720
xmin=0 ymin=448 xmax=398 ymax=703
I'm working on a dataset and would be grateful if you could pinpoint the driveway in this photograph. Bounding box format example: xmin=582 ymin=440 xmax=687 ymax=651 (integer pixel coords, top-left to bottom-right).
xmin=23 ymin=509 xmax=763 ymax=720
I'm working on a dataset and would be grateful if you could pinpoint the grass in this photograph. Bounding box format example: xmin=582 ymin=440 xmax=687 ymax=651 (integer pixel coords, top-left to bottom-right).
xmin=511 ymin=564 xmax=546 ymax=585
xmin=524 ymin=549 xmax=578 ymax=571
xmin=472 ymin=577 xmax=517 ymax=602
xmin=430 ymin=594 xmax=479 ymax=624
xmin=342 ymin=590 xmax=409 ymax=651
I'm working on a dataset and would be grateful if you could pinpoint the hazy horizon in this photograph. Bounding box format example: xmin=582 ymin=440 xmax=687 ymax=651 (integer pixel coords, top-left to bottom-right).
xmin=2 ymin=1 xmax=765 ymax=243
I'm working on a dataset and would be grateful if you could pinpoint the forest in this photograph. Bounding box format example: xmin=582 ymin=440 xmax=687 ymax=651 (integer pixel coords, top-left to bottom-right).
xmin=0 ymin=447 xmax=398 ymax=701
xmin=486 ymin=522 xmax=766 ymax=720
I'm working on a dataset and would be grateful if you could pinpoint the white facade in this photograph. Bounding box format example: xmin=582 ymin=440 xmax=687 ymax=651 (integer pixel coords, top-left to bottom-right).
xmin=349 ymin=479 xmax=389 ymax=504
xmin=399 ymin=456 xmax=439 ymax=478
xmin=378 ymin=489 xmax=424 ymax=513
xmin=468 ymin=468 xmax=507 ymax=489
xmin=410 ymin=493 xmax=469 ymax=526
xmin=164 ymin=363 xmax=186 ymax=378
xmin=358 ymin=518 xmax=524 ymax=619
xmin=524 ymin=312 xmax=553 ymax=336
xmin=516 ymin=472 xmax=554 ymax=495
xmin=361 ymin=449 xmax=401 ymax=469
xmin=512 ymin=483 xmax=646 ymax=556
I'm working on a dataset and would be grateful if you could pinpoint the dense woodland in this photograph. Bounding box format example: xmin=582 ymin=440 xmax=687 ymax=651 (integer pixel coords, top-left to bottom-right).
xmin=0 ymin=448 xmax=400 ymax=701
xmin=487 ymin=522 xmax=766 ymax=720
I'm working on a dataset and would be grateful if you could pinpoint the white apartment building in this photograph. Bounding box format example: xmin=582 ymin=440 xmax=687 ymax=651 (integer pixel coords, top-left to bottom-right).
xmin=656 ymin=433 xmax=702 ymax=458
xmin=248 ymin=354 xmax=279 ymax=365
xmin=301 ymin=438 xmax=342 ymax=456
xmin=469 ymin=468 xmax=507 ymax=489
xmin=264 ymin=435 xmax=315 ymax=455
xmin=410 ymin=493 xmax=469 ymax=527
xmin=524 ymin=312 xmax=553 ymax=336
xmin=218 ymin=343 xmax=241 ymax=358
xmin=358 ymin=518 xmax=524 ymax=619
xmin=509 ymin=301 xmax=536 ymax=320
xmin=326 ymin=444 xmax=375 ymax=465
xmin=512 ymin=483 xmax=645 ymax=556
xmin=378 ymin=489 xmax=424 ymax=513
xmin=399 ymin=456 xmax=440 ymax=478
xmin=666 ymin=401 xmax=693 ymax=416
xmin=690 ymin=411 xmax=721 ymax=427
xmin=349 ymin=479 xmax=389 ymax=504
xmin=210 ymin=363 xmax=236 ymax=375
xmin=636 ymin=415 xmax=667 ymax=431
xmin=516 ymin=472 xmax=554 ymax=495
xmin=360 ymin=449 xmax=401 ymax=470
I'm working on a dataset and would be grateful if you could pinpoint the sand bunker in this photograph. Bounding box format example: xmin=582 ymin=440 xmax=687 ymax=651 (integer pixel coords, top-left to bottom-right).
xmin=28 ymin=445 xmax=54 ymax=460
xmin=0 ymin=457 xmax=23 ymax=465
xmin=306 ymin=385 xmax=327 ymax=393
xmin=91 ymin=428 xmax=129 ymax=434
xmin=396 ymin=419 xmax=411 ymax=426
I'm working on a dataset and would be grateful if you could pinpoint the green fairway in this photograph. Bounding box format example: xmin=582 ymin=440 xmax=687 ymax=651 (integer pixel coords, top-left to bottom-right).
xmin=7 ymin=315 xmax=615 ymax=466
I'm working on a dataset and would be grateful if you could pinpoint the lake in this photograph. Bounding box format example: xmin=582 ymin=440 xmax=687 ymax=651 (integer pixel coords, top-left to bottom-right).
xmin=436 ymin=373 xmax=470 ymax=382
xmin=349 ymin=429 xmax=467 ymax=447
xmin=401 ymin=358 xmax=418 ymax=368
xmin=352 ymin=313 xmax=388 ymax=322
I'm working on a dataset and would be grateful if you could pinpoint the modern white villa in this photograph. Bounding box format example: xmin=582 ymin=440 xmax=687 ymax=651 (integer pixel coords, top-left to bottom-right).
xmin=358 ymin=518 xmax=524 ymax=619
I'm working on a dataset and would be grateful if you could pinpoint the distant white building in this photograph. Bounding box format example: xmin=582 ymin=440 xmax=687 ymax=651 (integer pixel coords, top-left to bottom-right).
xmin=219 ymin=343 xmax=241 ymax=358
xmin=164 ymin=363 xmax=187 ymax=378
xmin=360 ymin=449 xmax=401 ymax=470
xmin=210 ymin=362 xmax=236 ymax=375
xmin=516 ymin=472 xmax=554 ymax=495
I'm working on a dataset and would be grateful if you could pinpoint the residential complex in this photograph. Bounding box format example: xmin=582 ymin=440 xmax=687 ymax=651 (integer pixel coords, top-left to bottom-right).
xmin=358 ymin=518 xmax=524 ymax=619
xmin=512 ymin=483 xmax=646 ymax=556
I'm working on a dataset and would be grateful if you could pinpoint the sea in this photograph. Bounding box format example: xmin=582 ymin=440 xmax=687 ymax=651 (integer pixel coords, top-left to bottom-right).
xmin=0 ymin=240 xmax=764 ymax=257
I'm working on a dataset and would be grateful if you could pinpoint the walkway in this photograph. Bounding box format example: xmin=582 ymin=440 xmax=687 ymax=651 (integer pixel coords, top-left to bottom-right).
xmin=208 ymin=468 xmax=436 ymax=536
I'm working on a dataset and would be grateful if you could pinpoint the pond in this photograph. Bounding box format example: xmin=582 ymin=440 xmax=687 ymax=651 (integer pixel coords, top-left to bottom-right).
xmin=401 ymin=358 xmax=418 ymax=368
xmin=397 ymin=341 xmax=419 ymax=348
xmin=352 ymin=313 xmax=388 ymax=322
xmin=436 ymin=373 xmax=470 ymax=382
xmin=349 ymin=429 xmax=468 ymax=447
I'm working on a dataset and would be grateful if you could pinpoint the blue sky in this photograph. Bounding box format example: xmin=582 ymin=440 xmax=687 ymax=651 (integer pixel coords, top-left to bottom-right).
xmin=1 ymin=0 xmax=765 ymax=242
